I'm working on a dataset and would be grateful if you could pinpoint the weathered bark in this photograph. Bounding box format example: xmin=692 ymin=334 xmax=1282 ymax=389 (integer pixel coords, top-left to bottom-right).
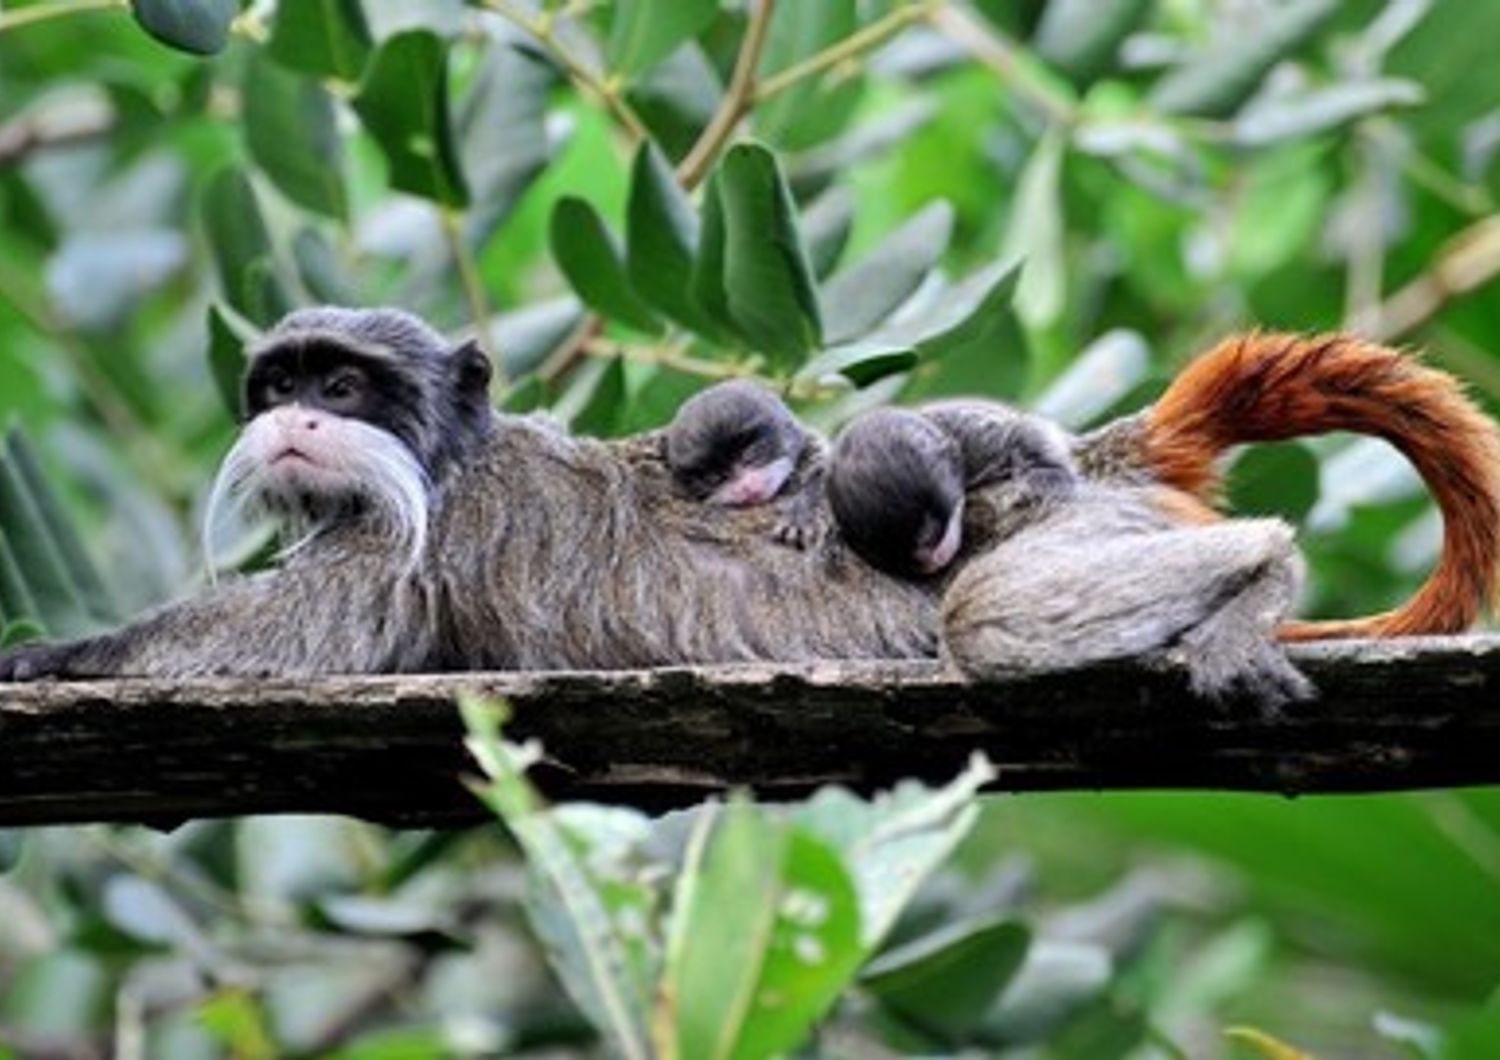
xmin=1 ymin=635 xmax=1497 ymax=828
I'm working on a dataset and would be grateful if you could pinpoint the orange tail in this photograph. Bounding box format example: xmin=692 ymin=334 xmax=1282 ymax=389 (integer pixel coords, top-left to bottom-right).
xmin=1144 ymin=332 xmax=1500 ymax=639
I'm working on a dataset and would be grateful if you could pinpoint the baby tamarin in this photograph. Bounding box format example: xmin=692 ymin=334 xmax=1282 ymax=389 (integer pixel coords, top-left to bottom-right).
xmin=827 ymin=401 xmax=1078 ymax=577
xmin=665 ymin=379 xmax=823 ymax=547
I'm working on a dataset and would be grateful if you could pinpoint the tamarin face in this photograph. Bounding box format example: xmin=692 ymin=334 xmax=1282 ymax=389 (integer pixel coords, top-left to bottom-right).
xmin=666 ymin=379 xmax=807 ymax=506
xmin=828 ymin=409 xmax=966 ymax=577
xmin=206 ymin=307 xmax=494 ymax=564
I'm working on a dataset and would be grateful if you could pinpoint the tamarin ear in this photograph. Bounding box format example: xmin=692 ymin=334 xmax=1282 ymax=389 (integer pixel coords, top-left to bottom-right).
xmin=452 ymin=338 xmax=493 ymax=395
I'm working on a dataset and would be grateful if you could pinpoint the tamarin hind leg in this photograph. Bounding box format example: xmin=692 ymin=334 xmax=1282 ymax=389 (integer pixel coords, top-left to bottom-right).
xmin=1170 ymin=529 xmax=1311 ymax=706
xmin=942 ymin=515 xmax=1310 ymax=705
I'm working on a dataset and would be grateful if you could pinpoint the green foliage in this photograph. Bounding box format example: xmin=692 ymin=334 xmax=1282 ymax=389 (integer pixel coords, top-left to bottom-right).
xmin=3 ymin=0 xmax=1500 ymax=1052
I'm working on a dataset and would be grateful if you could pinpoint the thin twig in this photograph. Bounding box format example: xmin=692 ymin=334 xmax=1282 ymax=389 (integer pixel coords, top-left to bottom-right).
xmin=0 ymin=0 xmax=123 ymax=35
xmin=755 ymin=0 xmax=937 ymax=105
xmin=538 ymin=314 xmax=604 ymax=383
xmin=438 ymin=206 xmax=503 ymax=383
xmin=0 ymin=105 xmax=114 ymax=168
xmin=676 ymin=0 xmax=779 ymax=190
xmin=928 ymin=2 xmax=1076 ymax=125
xmin=480 ymin=0 xmax=649 ymax=142
xmin=1370 ymin=216 xmax=1500 ymax=341
xmin=579 ymin=336 xmax=748 ymax=381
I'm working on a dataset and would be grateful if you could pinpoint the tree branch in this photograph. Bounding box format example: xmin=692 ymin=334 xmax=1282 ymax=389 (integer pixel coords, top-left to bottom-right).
xmin=480 ymin=0 xmax=649 ymax=143
xmin=3 ymin=636 xmax=1499 ymax=829
xmin=676 ymin=0 xmax=779 ymax=191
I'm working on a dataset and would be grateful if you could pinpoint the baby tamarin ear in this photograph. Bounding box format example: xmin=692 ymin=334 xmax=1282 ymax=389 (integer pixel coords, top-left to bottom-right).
xmin=666 ymin=380 xmax=807 ymax=506
xmin=829 ymin=401 xmax=1079 ymax=577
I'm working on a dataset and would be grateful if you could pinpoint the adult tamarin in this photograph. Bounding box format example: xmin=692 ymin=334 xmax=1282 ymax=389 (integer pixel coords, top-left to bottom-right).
xmin=0 ymin=313 xmax=1494 ymax=691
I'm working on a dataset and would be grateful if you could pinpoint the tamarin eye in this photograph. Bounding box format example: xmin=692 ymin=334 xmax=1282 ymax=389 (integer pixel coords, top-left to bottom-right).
xmin=266 ymin=370 xmax=296 ymax=399
xmin=322 ymin=371 xmax=363 ymax=403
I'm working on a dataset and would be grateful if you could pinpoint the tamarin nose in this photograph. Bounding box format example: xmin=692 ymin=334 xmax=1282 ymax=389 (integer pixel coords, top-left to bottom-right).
xmin=304 ymin=417 xmax=320 ymax=431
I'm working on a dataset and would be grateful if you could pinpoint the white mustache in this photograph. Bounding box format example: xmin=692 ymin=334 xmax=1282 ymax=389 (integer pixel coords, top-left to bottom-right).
xmin=203 ymin=411 xmax=431 ymax=578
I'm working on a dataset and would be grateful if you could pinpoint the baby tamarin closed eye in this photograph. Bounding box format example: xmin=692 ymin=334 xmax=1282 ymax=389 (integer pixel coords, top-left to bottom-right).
xmin=828 ymin=401 xmax=1079 ymax=577
xmin=665 ymin=379 xmax=824 ymax=547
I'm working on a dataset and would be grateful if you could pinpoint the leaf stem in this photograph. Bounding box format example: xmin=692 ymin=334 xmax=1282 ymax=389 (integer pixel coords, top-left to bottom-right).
xmin=754 ymin=0 xmax=937 ymax=105
xmin=676 ymin=0 xmax=779 ymax=190
xmin=480 ymin=0 xmax=649 ymax=142
xmin=438 ymin=206 xmax=504 ymax=385
xmin=581 ymin=337 xmax=746 ymax=382
xmin=927 ymin=2 xmax=1077 ymax=125
xmin=1370 ymin=215 xmax=1500 ymax=342
xmin=0 ymin=0 xmax=124 ymax=35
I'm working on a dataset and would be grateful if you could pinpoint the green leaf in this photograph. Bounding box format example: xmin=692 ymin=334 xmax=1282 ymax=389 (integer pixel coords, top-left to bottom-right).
xmin=979 ymin=941 xmax=1113 ymax=1046
xmin=907 ymin=261 xmax=1025 ymax=365
xmin=625 ymin=143 xmax=720 ymax=337
xmin=688 ymin=167 xmax=746 ymax=348
xmin=4 ymin=430 xmax=116 ymax=623
xmin=1441 ymin=1007 xmax=1500 ymax=1060
xmin=1232 ymin=79 xmax=1425 ymax=148
xmin=606 ymin=0 xmax=719 ymax=80
xmin=801 ymin=187 xmax=855 ymax=280
xmin=2 ymin=619 xmax=45 ymax=647
xmin=201 ymin=168 xmax=293 ymax=327
xmin=1149 ymin=0 xmax=1340 ymax=117
xmin=198 ymin=990 xmax=278 ymax=1060
xmin=551 ymin=197 xmax=662 ymax=334
xmin=795 ymin=754 xmax=997 ymax=949
xmin=267 ymin=0 xmax=373 ymax=81
xmin=486 ymin=296 xmax=586 ymax=379
xmin=291 ymin=228 xmax=359 ymax=304
xmin=352 ymin=30 xmax=468 ymax=207
xmin=559 ymin=356 xmax=628 ymax=438
xmin=662 ymin=804 xmax=864 ymax=1060
xmin=206 ymin=303 xmax=252 ymax=419
xmin=821 ymin=201 xmax=953 ymax=344
xmin=1001 ymin=131 xmax=1067 ymax=329
xmin=797 ymin=340 xmax=917 ymax=387
xmin=501 ymin=375 xmax=549 ymax=413
xmin=461 ymin=45 xmax=555 ymax=245
xmin=0 ymin=534 xmax=41 ymax=631
xmin=1032 ymin=329 xmax=1150 ymax=429
xmin=713 ymin=142 xmax=823 ymax=368
xmin=864 ymin=917 xmax=1031 ymax=1042
xmin=243 ymin=53 xmax=348 ymax=220
xmin=0 ymin=450 xmax=91 ymax=636
xmin=132 ymin=0 xmax=237 ymax=55
xmin=1228 ymin=443 xmax=1320 ymax=525
xmin=1033 ymin=0 xmax=1151 ymax=84
xmin=462 ymin=699 xmax=654 ymax=1060
xmin=626 ymin=43 xmax=723 ymax=162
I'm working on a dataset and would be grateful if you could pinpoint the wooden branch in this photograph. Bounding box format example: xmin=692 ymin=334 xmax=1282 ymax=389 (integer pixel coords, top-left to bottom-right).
xmin=3 ymin=636 xmax=1499 ymax=829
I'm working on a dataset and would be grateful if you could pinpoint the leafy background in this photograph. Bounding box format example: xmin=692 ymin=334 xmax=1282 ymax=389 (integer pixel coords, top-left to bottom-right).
xmin=2 ymin=0 xmax=1500 ymax=1055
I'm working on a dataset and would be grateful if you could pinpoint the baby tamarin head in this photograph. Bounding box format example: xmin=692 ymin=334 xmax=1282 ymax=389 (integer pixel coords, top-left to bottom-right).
xmin=666 ymin=379 xmax=807 ymax=506
xmin=206 ymin=307 xmax=494 ymax=565
xmin=828 ymin=409 xmax=966 ymax=577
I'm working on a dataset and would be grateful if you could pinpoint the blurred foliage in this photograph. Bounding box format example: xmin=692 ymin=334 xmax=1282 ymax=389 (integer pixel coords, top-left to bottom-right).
xmin=3 ymin=0 xmax=1500 ymax=1054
